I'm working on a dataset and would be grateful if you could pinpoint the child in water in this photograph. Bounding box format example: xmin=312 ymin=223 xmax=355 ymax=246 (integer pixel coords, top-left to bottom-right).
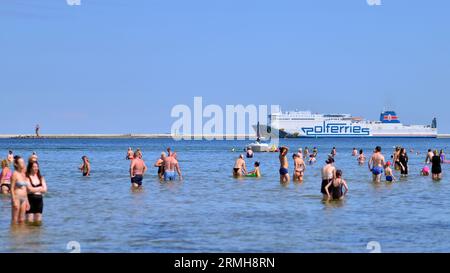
xmin=246 ymin=162 xmax=261 ymax=178
xmin=421 ymin=166 xmax=430 ymax=176
xmin=384 ymin=161 xmax=396 ymax=182
xmin=324 ymin=169 xmax=348 ymax=201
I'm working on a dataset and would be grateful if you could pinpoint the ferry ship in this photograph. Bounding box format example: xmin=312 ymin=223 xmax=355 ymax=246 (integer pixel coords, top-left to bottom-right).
xmin=255 ymin=110 xmax=437 ymax=138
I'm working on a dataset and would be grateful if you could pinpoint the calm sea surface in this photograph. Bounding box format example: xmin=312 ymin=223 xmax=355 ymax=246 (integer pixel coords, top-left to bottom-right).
xmin=1 ymin=138 xmax=450 ymax=253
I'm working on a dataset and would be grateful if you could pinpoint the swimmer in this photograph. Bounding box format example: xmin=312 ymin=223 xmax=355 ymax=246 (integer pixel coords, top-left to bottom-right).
xmin=304 ymin=147 xmax=310 ymax=158
xmin=384 ymin=162 xmax=396 ymax=182
xmin=393 ymin=147 xmax=401 ymax=171
xmin=10 ymin=156 xmax=42 ymax=224
xmin=279 ymin=147 xmax=290 ymax=183
xmin=162 ymin=152 xmax=182 ymax=181
xmin=29 ymin=152 xmax=38 ymax=163
xmin=352 ymin=148 xmax=358 ymax=157
xmin=233 ymin=154 xmax=247 ymax=178
xmin=297 ymin=148 xmax=303 ymax=159
xmin=246 ymin=162 xmax=261 ymax=178
xmin=324 ymin=169 xmax=348 ymax=201
xmin=312 ymin=147 xmax=318 ymax=157
xmin=246 ymin=147 xmax=254 ymax=159
xmin=440 ymin=149 xmax=446 ymax=163
xmin=425 ymin=149 xmax=434 ymax=164
xmin=26 ymin=161 xmax=47 ymax=224
xmin=309 ymin=154 xmax=317 ymax=165
xmin=1 ymin=159 xmax=12 ymax=194
xmin=154 ymin=152 xmax=166 ymax=180
xmin=357 ymin=149 xmax=366 ymax=165
xmin=431 ymin=150 xmax=442 ymax=181
xmin=330 ymin=147 xmax=337 ymax=158
xmin=421 ymin=166 xmax=430 ymax=176
xmin=7 ymin=151 xmax=14 ymax=166
xmin=130 ymin=150 xmax=148 ymax=188
xmin=126 ymin=147 xmax=134 ymax=160
xmin=368 ymin=146 xmax=385 ymax=183
xmin=398 ymin=148 xmax=409 ymax=177
xmin=321 ymin=157 xmax=336 ymax=199
xmin=167 ymin=147 xmax=172 ymax=157
xmin=293 ymin=153 xmax=306 ymax=182
xmin=79 ymin=156 xmax=91 ymax=177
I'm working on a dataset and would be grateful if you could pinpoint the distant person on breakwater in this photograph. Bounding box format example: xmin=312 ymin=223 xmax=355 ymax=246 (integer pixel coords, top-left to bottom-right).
xmin=324 ymin=169 xmax=348 ymax=201
xmin=154 ymin=152 xmax=166 ymax=180
xmin=130 ymin=150 xmax=147 ymax=188
xmin=26 ymin=160 xmax=47 ymax=224
xmin=432 ymin=150 xmax=442 ymax=181
xmin=1 ymin=159 xmax=12 ymax=194
xmin=233 ymin=154 xmax=247 ymax=178
xmin=79 ymin=156 xmax=91 ymax=177
xmin=126 ymin=148 xmax=134 ymax=160
xmin=357 ymin=149 xmax=366 ymax=165
xmin=321 ymin=157 xmax=336 ymax=199
xmin=35 ymin=124 xmax=40 ymax=138
xmin=293 ymin=153 xmax=306 ymax=182
xmin=279 ymin=147 xmax=290 ymax=183
xmin=162 ymin=152 xmax=182 ymax=181
xmin=368 ymin=146 xmax=385 ymax=183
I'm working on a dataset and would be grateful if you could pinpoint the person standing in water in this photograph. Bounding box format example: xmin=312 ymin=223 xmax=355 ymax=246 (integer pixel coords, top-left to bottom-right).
xmin=29 ymin=152 xmax=38 ymax=163
xmin=330 ymin=147 xmax=337 ymax=158
xmin=398 ymin=148 xmax=409 ymax=177
xmin=246 ymin=162 xmax=261 ymax=178
xmin=26 ymin=161 xmax=47 ymax=224
xmin=80 ymin=156 xmax=91 ymax=177
xmin=321 ymin=157 xmax=336 ymax=199
xmin=425 ymin=149 xmax=434 ymax=164
xmin=432 ymin=150 xmax=442 ymax=181
xmin=279 ymin=147 xmax=290 ymax=183
xmin=297 ymin=148 xmax=303 ymax=159
xmin=233 ymin=154 xmax=247 ymax=178
xmin=384 ymin=162 xmax=396 ymax=182
xmin=162 ymin=152 xmax=182 ymax=181
xmin=352 ymin=148 xmax=358 ymax=157
xmin=324 ymin=169 xmax=348 ymax=201
xmin=357 ymin=149 xmax=366 ymax=165
xmin=154 ymin=152 xmax=166 ymax=180
xmin=293 ymin=153 xmax=306 ymax=182
xmin=130 ymin=150 xmax=148 ymax=188
xmin=440 ymin=149 xmax=446 ymax=163
xmin=246 ymin=147 xmax=254 ymax=159
xmin=7 ymin=151 xmax=14 ymax=167
xmin=1 ymin=159 xmax=12 ymax=194
xmin=10 ymin=156 xmax=42 ymax=224
xmin=126 ymin=148 xmax=134 ymax=160
xmin=368 ymin=146 xmax=385 ymax=183
xmin=393 ymin=147 xmax=401 ymax=171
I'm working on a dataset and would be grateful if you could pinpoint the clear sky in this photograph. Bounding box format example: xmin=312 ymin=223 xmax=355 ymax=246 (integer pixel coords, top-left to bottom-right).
xmin=1 ymin=0 xmax=449 ymax=134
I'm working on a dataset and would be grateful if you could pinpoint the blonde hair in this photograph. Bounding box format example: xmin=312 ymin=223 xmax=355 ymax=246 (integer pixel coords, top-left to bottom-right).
xmin=1 ymin=159 xmax=8 ymax=169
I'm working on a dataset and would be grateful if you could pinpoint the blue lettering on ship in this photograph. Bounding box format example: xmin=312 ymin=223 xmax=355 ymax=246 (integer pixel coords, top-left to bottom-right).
xmin=301 ymin=122 xmax=370 ymax=136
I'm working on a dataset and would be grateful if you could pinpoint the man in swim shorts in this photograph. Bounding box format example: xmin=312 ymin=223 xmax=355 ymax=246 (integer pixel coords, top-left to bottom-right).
xmin=368 ymin=146 xmax=385 ymax=183
xmin=130 ymin=150 xmax=147 ymax=188
xmin=162 ymin=152 xmax=182 ymax=181
xmin=279 ymin=146 xmax=290 ymax=183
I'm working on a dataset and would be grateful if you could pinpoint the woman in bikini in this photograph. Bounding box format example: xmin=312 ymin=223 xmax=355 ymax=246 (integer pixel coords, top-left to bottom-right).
xmin=1 ymin=159 xmax=12 ymax=194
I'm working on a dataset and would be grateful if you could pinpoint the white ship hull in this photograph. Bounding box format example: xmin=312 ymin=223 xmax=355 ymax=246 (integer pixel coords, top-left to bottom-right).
xmin=254 ymin=110 xmax=437 ymax=138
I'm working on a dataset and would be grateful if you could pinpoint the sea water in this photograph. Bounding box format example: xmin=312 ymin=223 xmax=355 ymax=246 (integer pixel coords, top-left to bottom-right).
xmin=0 ymin=138 xmax=449 ymax=253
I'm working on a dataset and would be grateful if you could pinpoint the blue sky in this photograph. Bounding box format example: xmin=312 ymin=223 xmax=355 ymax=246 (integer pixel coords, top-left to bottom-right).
xmin=1 ymin=0 xmax=449 ymax=134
